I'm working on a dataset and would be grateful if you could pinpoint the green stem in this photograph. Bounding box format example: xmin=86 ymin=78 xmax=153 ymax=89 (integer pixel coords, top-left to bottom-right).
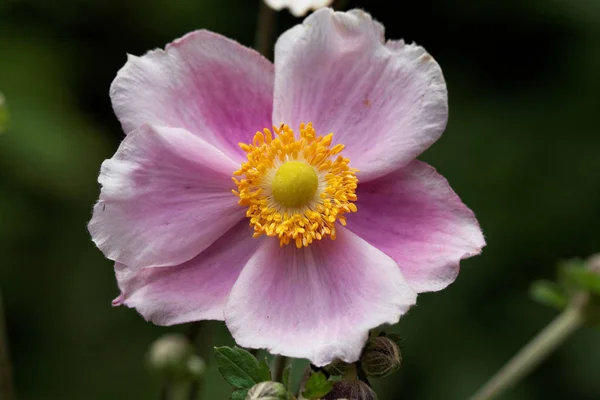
xmin=159 ymin=381 xmax=173 ymax=400
xmin=297 ymin=365 xmax=312 ymax=398
xmin=255 ymin=0 xmax=277 ymax=59
xmin=187 ymin=376 xmax=202 ymax=400
xmin=188 ymin=322 xmax=207 ymax=400
xmin=342 ymin=364 xmax=358 ymax=382
xmin=271 ymin=356 xmax=288 ymax=382
xmin=469 ymin=304 xmax=586 ymax=400
xmin=0 ymin=290 xmax=14 ymax=400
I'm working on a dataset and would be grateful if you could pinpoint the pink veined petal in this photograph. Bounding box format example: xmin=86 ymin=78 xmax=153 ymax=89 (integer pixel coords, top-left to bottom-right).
xmin=273 ymin=9 xmax=447 ymax=182
xmin=347 ymin=160 xmax=485 ymax=293
xmin=110 ymin=30 xmax=274 ymax=162
xmin=263 ymin=0 xmax=333 ymax=17
xmin=113 ymin=221 xmax=261 ymax=325
xmin=224 ymin=227 xmax=417 ymax=366
xmin=88 ymin=124 xmax=244 ymax=270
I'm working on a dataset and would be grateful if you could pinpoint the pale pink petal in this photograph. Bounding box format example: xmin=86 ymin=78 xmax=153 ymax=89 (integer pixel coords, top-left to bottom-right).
xmin=347 ymin=161 xmax=485 ymax=293
xmin=114 ymin=221 xmax=261 ymax=325
xmin=273 ymin=9 xmax=447 ymax=182
xmin=264 ymin=0 xmax=333 ymax=17
xmin=224 ymin=227 xmax=417 ymax=366
xmin=88 ymin=124 xmax=244 ymax=270
xmin=110 ymin=30 xmax=274 ymax=162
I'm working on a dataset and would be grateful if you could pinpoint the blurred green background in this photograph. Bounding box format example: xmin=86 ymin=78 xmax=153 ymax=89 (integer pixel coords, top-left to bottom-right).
xmin=1 ymin=0 xmax=599 ymax=398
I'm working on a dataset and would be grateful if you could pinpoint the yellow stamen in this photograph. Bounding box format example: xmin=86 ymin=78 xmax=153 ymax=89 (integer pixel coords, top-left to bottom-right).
xmin=233 ymin=123 xmax=358 ymax=248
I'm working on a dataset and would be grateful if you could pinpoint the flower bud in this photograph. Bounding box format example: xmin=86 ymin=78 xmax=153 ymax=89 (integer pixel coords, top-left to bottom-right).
xmin=246 ymin=381 xmax=288 ymax=400
xmin=186 ymin=355 xmax=207 ymax=379
xmin=324 ymin=359 xmax=350 ymax=376
xmin=360 ymin=336 xmax=402 ymax=378
xmin=147 ymin=334 xmax=205 ymax=380
xmin=586 ymin=254 xmax=600 ymax=274
xmin=322 ymin=380 xmax=377 ymax=400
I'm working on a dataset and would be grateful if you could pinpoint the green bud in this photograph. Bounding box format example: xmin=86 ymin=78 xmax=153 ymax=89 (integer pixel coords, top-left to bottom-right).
xmin=186 ymin=355 xmax=207 ymax=379
xmin=324 ymin=359 xmax=350 ymax=376
xmin=322 ymin=381 xmax=377 ymax=400
xmin=147 ymin=334 xmax=205 ymax=380
xmin=246 ymin=381 xmax=288 ymax=400
xmin=360 ymin=336 xmax=402 ymax=378
xmin=587 ymin=254 xmax=600 ymax=274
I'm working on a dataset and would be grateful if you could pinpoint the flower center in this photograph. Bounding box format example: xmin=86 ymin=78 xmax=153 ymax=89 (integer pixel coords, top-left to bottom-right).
xmin=232 ymin=123 xmax=358 ymax=248
xmin=271 ymin=161 xmax=318 ymax=208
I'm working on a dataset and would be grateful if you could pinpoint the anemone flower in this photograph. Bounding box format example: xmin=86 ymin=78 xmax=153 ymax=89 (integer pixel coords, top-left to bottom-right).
xmin=263 ymin=0 xmax=333 ymax=17
xmin=89 ymin=8 xmax=485 ymax=366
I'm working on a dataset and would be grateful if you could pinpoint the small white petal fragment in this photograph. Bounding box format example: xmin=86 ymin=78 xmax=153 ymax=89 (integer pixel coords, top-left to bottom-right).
xmin=264 ymin=0 xmax=333 ymax=17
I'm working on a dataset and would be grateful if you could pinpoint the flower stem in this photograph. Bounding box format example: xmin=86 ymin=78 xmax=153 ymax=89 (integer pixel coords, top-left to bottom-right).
xmin=255 ymin=0 xmax=277 ymax=59
xmin=159 ymin=381 xmax=174 ymax=400
xmin=343 ymin=364 xmax=358 ymax=381
xmin=297 ymin=365 xmax=312 ymax=397
xmin=188 ymin=322 xmax=207 ymax=400
xmin=0 ymin=290 xmax=14 ymax=400
xmin=187 ymin=375 xmax=202 ymax=399
xmin=469 ymin=304 xmax=586 ymax=400
xmin=271 ymin=356 xmax=288 ymax=382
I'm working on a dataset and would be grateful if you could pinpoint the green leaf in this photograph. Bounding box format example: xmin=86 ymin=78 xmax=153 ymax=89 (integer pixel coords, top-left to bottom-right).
xmin=563 ymin=265 xmax=600 ymax=295
xmin=302 ymin=371 xmax=333 ymax=399
xmin=557 ymin=259 xmax=587 ymax=289
xmin=258 ymin=358 xmax=271 ymax=383
xmin=282 ymin=364 xmax=292 ymax=392
xmin=215 ymin=346 xmax=271 ymax=390
xmin=231 ymin=388 xmax=248 ymax=400
xmin=530 ymin=280 xmax=568 ymax=309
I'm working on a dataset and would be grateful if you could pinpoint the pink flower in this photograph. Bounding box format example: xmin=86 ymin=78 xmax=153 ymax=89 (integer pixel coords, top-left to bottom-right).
xmin=264 ymin=0 xmax=333 ymax=17
xmin=89 ymin=9 xmax=485 ymax=366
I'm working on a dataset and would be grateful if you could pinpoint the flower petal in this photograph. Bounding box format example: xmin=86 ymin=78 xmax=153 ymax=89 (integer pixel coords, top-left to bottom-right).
xmin=273 ymin=9 xmax=447 ymax=181
xmin=88 ymin=124 xmax=244 ymax=270
xmin=114 ymin=221 xmax=260 ymax=325
xmin=263 ymin=0 xmax=333 ymax=17
xmin=110 ymin=30 xmax=274 ymax=162
xmin=347 ymin=161 xmax=485 ymax=293
xmin=224 ymin=227 xmax=417 ymax=366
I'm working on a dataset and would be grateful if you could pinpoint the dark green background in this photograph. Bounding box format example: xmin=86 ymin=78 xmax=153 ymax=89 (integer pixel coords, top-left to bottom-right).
xmin=1 ymin=0 xmax=599 ymax=398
